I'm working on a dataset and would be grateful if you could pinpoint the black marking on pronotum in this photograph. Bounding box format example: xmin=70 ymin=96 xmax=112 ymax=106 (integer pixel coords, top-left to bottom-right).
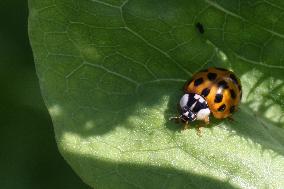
xmin=194 ymin=78 xmax=203 ymax=86
xmin=218 ymin=104 xmax=226 ymax=112
xmin=230 ymin=89 xmax=236 ymax=99
xmin=196 ymin=22 xmax=204 ymax=34
xmin=207 ymin=72 xmax=217 ymax=81
xmin=192 ymin=100 xmax=208 ymax=113
xmin=186 ymin=94 xmax=197 ymax=108
xmin=201 ymin=88 xmax=210 ymax=97
xmin=230 ymin=105 xmax=235 ymax=113
xmin=218 ymin=80 xmax=229 ymax=89
xmin=214 ymin=93 xmax=223 ymax=103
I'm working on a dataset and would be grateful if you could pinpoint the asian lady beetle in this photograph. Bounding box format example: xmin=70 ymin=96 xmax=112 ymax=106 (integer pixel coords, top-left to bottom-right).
xmin=170 ymin=67 xmax=242 ymax=127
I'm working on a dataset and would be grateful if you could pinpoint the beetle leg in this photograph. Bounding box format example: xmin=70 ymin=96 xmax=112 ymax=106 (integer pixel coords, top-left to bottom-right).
xmin=196 ymin=116 xmax=210 ymax=136
xmin=169 ymin=114 xmax=184 ymax=124
xmin=196 ymin=126 xmax=202 ymax=136
xmin=204 ymin=116 xmax=210 ymax=125
xmin=183 ymin=121 xmax=190 ymax=130
xmin=168 ymin=103 xmax=181 ymax=122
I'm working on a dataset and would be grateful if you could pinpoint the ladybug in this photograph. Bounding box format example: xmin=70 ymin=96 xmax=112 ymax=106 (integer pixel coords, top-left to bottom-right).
xmin=170 ymin=67 xmax=242 ymax=127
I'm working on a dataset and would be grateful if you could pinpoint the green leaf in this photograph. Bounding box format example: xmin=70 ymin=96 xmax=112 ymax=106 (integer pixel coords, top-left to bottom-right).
xmin=28 ymin=0 xmax=284 ymax=188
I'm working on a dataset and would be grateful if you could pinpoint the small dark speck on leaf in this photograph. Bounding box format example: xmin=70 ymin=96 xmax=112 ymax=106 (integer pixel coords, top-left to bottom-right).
xmin=196 ymin=22 xmax=204 ymax=34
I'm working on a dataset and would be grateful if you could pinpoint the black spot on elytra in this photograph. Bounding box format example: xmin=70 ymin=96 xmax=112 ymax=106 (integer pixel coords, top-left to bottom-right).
xmin=230 ymin=105 xmax=235 ymax=113
xmin=229 ymin=73 xmax=238 ymax=84
xmin=230 ymin=89 xmax=236 ymax=99
xmin=218 ymin=104 xmax=226 ymax=112
xmin=207 ymin=72 xmax=217 ymax=81
xmin=218 ymin=80 xmax=229 ymax=89
xmin=214 ymin=93 xmax=223 ymax=103
xmin=194 ymin=78 xmax=203 ymax=86
xmin=215 ymin=67 xmax=228 ymax=71
xmin=201 ymin=88 xmax=210 ymax=97
xmin=196 ymin=22 xmax=204 ymax=34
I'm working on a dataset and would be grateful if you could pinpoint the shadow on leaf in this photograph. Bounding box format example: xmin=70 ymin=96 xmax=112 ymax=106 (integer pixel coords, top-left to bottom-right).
xmin=64 ymin=151 xmax=240 ymax=189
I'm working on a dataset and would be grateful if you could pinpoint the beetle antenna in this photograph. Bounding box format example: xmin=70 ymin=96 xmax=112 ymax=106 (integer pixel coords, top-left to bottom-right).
xmin=169 ymin=115 xmax=182 ymax=121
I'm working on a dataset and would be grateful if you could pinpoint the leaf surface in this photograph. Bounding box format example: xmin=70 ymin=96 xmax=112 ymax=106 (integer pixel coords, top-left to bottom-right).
xmin=29 ymin=0 xmax=284 ymax=188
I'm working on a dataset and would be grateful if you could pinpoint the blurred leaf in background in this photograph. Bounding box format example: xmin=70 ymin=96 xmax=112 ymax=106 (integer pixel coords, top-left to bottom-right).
xmin=0 ymin=0 xmax=90 ymax=188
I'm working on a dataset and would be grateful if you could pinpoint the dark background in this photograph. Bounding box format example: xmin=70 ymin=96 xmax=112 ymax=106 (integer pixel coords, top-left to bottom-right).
xmin=0 ymin=1 xmax=90 ymax=188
